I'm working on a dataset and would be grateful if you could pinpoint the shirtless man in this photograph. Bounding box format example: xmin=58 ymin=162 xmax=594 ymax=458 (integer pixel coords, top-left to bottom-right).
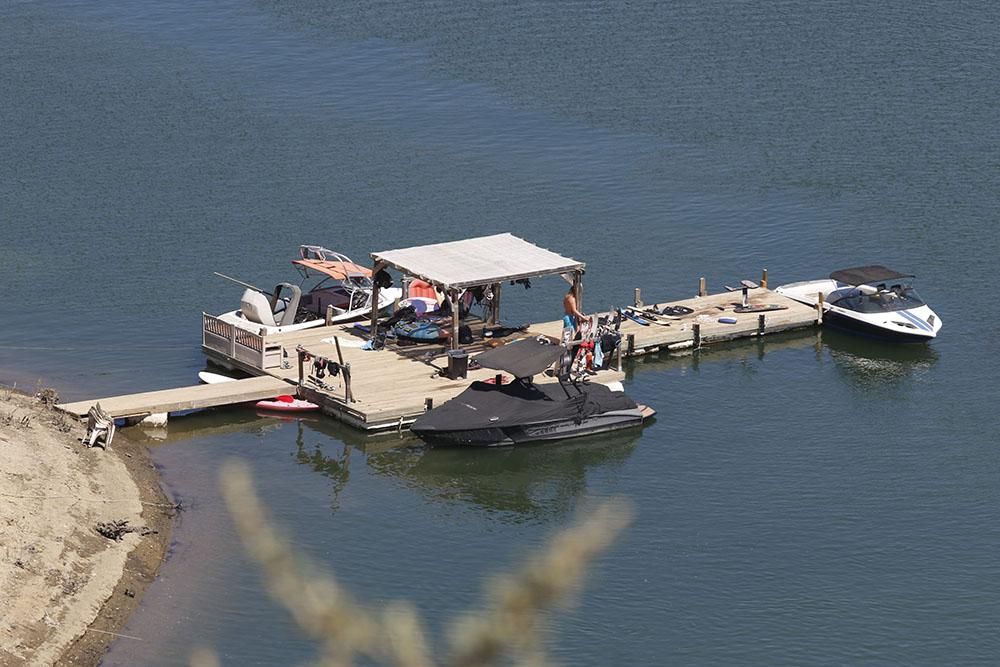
xmin=563 ymin=287 xmax=586 ymax=333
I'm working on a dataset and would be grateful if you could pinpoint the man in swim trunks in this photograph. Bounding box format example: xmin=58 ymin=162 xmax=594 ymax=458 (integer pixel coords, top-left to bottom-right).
xmin=563 ymin=287 xmax=586 ymax=333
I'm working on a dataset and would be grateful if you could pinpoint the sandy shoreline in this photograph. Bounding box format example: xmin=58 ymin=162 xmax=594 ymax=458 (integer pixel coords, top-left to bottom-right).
xmin=0 ymin=387 xmax=174 ymax=666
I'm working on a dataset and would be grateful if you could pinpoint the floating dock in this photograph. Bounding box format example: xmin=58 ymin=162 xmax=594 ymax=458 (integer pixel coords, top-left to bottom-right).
xmin=55 ymin=235 xmax=821 ymax=431
xmin=57 ymin=284 xmax=818 ymax=431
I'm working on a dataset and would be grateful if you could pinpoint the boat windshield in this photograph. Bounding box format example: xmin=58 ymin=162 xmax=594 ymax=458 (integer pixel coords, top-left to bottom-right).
xmin=832 ymin=286 xmax=926 ymax=313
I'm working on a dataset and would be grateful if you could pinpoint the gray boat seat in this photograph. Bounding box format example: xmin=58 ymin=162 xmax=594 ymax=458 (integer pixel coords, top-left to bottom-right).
xmin=239 ymin=289 xmax=277 ymax=327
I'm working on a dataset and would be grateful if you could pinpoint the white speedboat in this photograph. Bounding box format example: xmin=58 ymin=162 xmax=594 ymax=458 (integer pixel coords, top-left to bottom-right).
xmin=775 ymin=265 xmax=941 ymax=342
xmin=216 ymin=245 xmax=402 ymax=335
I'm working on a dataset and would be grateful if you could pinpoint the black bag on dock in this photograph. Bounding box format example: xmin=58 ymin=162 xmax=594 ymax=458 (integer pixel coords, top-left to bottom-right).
xmin=599 ymin=332 xmax=621 ymax=368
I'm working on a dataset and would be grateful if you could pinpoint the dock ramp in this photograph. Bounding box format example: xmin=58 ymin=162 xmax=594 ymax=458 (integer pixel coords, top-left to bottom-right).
xmin=57 ymin=376 xmax=293 ymax=419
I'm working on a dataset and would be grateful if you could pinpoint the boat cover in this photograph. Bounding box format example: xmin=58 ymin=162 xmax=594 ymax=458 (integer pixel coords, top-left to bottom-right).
xmin=411 ymin=381 xmax=637 ymax=433
xmin=830 ymin=265 xmax=913 ymax=286
xmin=473 ymin=338 xmax=563 ymax=378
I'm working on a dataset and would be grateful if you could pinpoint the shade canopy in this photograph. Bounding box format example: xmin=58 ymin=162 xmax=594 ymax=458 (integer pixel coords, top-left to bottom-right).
xmin=371 ymin=233 xmax=584 ymax=291
xmin=830 ymin=265 xmax=914 ymax=286
xmin=473 ymin=338 xmax=564 ymax=378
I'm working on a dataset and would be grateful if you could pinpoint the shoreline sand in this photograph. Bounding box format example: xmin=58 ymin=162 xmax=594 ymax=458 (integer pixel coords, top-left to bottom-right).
xmin=0 ymin=387 xmax=174 ymax=666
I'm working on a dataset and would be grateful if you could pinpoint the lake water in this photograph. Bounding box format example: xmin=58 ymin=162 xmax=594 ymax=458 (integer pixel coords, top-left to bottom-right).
xmin=2 ymin=0 xmax=998 ymax=664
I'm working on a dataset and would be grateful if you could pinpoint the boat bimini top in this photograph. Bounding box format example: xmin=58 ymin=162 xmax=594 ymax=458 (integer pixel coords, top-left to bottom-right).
xmin=829 ymin=265 xmax=914 ymax=287
xmin=293 ymin=245 xmax=373 ymax=285
xmin=473 ymin=337 xmax=564 ymax=379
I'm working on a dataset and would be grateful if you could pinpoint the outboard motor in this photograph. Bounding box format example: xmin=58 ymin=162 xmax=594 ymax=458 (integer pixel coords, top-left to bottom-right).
xmin=270 ymin=282 xmax=302 ymax=326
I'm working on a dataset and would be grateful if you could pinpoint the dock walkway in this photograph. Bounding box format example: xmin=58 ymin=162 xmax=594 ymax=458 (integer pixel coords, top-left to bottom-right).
xmin=210 ymin=286 xmax=817 ymax=430
xmin=59 ymin=286 xmax=818 ymax=430
xmin=58 ymin=375 xmax=292 ymax=419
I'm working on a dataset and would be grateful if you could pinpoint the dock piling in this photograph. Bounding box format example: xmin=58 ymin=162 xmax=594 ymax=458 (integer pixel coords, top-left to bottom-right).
xmin=698 ymin=277 xmax=707 ymax=297
xmin=761 ymin=268 xmax=768 ymax=289
xmin=693 ymin=323 xmax=701 ymax=349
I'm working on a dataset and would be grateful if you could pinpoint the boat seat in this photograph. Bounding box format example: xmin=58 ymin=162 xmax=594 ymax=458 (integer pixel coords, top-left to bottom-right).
xmin=239 ymin=289 xmax=278 ymax=327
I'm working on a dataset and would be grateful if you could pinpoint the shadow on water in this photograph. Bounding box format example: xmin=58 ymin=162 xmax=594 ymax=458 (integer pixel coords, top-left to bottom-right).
xmin=819 ymin=328 xmax=940 ymax=389
xmin=613 ymin=324 xmax=937 ymax=390
xmin=362 ymin=430 xmax=642 ymax=522
xmin=290 ymin=415 xmax=643 ymax=522
xmin=620 ymin=327 xmax=824 ymax=379
xmin=122 ymin=408 xmax=288 ymax=446
xmin=127 ymin=403 xmax=643 ymax=522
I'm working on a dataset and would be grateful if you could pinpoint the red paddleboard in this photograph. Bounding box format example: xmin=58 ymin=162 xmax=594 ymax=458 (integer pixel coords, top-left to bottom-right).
xmin=255 ymin=395 xmax=320 ymax=412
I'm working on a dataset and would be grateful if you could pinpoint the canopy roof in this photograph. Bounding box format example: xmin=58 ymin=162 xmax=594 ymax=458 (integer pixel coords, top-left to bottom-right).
xmin=371 ymin=233 xmax=584 ymax=290
xmin=473 ymin=338 xmax=564 ymax=378
xmin=830 ymin=265 xmax=914 ymax=286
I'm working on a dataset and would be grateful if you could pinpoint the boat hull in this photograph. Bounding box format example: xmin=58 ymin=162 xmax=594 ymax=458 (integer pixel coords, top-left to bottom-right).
xmin=412 ymin=406 xmax=653 ymax=447
xmin=822 ymin=309 xmax=937 ymax=343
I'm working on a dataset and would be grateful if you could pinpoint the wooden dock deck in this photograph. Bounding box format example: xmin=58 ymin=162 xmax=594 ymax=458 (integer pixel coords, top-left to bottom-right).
xmin=58 ymin=286 xmax=818 ymax=430
xmin=530 ymin=288 xmax=818 ymax=355
xmin=204 ymin=286 xmax=816 ymax=431
xmin=58 ymin=375 xmax=292 ymax=419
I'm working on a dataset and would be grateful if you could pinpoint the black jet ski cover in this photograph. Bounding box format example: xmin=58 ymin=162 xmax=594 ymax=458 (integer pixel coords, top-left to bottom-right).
xmin=472 ymin=338 xmax=563 ymax=379
xmin=412 ymin=381 xmax=638 ymax=434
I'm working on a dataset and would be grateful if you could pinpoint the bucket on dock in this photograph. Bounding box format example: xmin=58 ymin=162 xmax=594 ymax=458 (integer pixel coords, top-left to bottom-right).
xmin=447 ymin=349 xmax=469 ymax=380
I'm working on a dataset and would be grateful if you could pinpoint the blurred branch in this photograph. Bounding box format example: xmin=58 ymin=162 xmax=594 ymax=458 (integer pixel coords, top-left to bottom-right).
xmin=220 ymin=460 xmax=630 ymax=667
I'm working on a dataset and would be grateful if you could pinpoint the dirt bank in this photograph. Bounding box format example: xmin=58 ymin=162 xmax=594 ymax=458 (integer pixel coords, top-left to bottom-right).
xmin=0 ymin=387 xmax=173 ymax=666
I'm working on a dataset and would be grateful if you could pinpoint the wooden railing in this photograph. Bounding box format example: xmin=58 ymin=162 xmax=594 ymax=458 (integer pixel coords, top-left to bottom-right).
xmin=202 ymin=313 xmax=283 ymax=370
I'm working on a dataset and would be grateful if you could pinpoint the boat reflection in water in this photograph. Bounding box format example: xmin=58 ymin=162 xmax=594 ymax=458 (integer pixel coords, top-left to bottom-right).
xmin=297 ymin=417 xmax=643 ymax=522
xmin=124 ymin=393 xmax=645 ymax=520
xmin=821 ymin=328 xmax=939 ymax=389
xmin=365 ymin=430 xmax=642 ymax=521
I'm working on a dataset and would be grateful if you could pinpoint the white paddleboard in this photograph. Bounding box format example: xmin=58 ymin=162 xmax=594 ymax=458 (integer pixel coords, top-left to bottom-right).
xmin=198 ymin=371 xmax=237 ymax=384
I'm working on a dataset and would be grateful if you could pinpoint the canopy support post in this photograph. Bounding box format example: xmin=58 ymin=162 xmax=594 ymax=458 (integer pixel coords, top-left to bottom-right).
xmin=572 ymin=271 xmax=584 ymax=312
xmin=448 ymin=289 xmax=460 ymax=351
xmin=492 ymin=282 xmax=501 ymax=324
xmin=369 ymin=260 xmax=387 ymax=341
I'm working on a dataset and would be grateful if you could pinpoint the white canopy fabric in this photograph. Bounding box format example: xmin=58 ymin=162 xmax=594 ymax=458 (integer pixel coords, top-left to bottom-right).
xmin=371 ymin=233 xmax=584 ymax=290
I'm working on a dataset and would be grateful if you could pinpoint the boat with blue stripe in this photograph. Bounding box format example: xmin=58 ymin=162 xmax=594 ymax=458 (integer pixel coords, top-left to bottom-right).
xmin=774 ymin=265 xmax=942 ymax=343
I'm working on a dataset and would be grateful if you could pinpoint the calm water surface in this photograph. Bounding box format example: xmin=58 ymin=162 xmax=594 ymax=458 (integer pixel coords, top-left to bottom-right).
xmin=2 ymin=0 xmax=998 ymax=664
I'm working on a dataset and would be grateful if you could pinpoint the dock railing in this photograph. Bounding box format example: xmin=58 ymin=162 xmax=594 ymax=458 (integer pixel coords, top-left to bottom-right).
xmin=202 ymin=313 xmax=283 ymax=370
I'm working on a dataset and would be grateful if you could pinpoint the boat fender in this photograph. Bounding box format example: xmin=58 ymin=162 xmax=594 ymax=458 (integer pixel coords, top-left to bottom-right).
xmin=718 ymin=317 xmax=738 ymax=324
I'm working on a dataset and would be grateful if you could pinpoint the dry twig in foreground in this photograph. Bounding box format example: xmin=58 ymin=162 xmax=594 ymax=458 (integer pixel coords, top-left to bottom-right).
xmin=217 ymin=459 xmax=631 ymax=667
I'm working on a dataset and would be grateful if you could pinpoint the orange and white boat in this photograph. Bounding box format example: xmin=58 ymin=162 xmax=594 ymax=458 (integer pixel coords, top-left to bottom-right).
xmin=215 ymin=245 xmax=402 ymax=335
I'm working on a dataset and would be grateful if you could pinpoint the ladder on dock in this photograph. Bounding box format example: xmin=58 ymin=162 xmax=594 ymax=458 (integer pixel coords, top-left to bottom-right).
xmin=57 ymin=376 xmax=293 ymax=419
